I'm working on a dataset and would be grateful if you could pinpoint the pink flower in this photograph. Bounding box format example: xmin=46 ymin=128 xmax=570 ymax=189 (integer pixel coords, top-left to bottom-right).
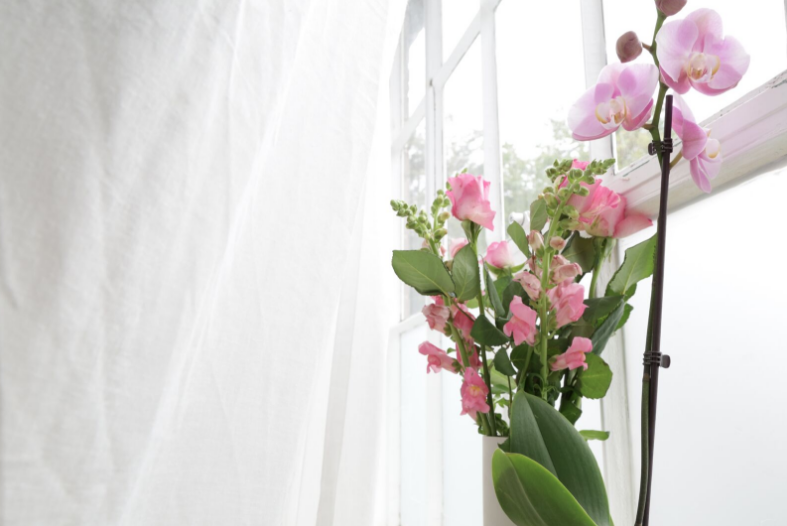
xmin=419 ymin=342 xmax=459 ymax=374
xmin=484 ymin=241 xmax=514 ymax=269
xmin=422 ymin=297 xmax=450 ymax=333
xmin=551 ymin=255 xmax=582 ymax=284
xmin=549 ymin=237 xmax=567 ymax=251
xmin=547 ymin=282 xmax=587 ymax=329
xmin=460 ymin=367 xmax=490 ymax=418
xmin=446 ymin=173 xmax=496 ymax=231
xmin=550 ymin=337 xmax=593 ymax=371
xmin=656 ymin=9 xmax=749 ymax=96
xmin=503 ymin=296 xmax=538 ymax=346
xmin=513 ymin=271 xmax=542 ymax=301
xmin=449 ymin=238 xmax=469 ymax=258
xmin=565 ymin=179 xmax=652 ymax=238
xmin=572 ymin=159 xmax=590 ymax=171
xmin=451 ymin=302 xmax=476 ymax=345
xmin=568 ymin=63 xmax=659 ymax=141
xmin=528 ymin=230 xmax=544 ymax=250
xmin=671 ymin=95 xmax=722 ymax=193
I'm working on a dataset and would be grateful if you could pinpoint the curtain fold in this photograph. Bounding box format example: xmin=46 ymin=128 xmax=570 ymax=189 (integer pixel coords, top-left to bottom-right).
xmin=0 ymin=1 xmax=405 ymax=524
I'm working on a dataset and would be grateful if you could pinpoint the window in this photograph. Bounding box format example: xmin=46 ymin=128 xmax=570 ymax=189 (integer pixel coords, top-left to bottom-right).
xmin=388 ymin=2 xmax=787 ymax=525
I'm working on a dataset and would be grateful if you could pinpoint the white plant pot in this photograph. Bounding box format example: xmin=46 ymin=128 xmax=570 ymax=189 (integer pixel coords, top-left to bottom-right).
xmin=483 ymin=436 xmax=517 ymax=526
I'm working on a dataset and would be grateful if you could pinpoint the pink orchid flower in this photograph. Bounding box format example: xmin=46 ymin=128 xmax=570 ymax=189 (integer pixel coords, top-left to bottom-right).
xmin=568 ymin=63 xmax=659 ymax=141
xmin=564 ymin=179 xmax=653 ymax=238
xmin=550 ymin=337 xmax=593 ymax=372
xmin=547 ymin=281 xmax=587 ymax=329
xmin=671 ymin=95 xmax=722 ymax=193
xmin=460 ymin=367 xmax=490 ymax=418
xmin=449 ymin=238 xmax=469 ymax=259
xmin=484 ymin=240 xmax=514 ymax=269
xmin=656 ymin=8 xmax=750 ymax=96
xmin=513 ymin=270 xmax=542 ymax=301
xmin=419 ymin=342 xmax=459 ymax=374
xmin=422 ymin=297 xmax=450 ymax=333
xmin=446 ymin=173 xmax=496 ymax=231
xmin=503 ymin=296 xmax=538 ymax=346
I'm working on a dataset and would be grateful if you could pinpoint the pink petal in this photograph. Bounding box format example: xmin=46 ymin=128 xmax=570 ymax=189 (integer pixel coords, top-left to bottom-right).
xmin=614 ymin=212 xmax=653 ymax=238
xmin=655 ymin=18 xmax=698 ymax=83
xmin=685 ymin=8 xmax=724 ymax=43
xmin=659 ymin=65 xmax=691 ymax=94
xmin=689 ymin=158 xmax=713 ymax=193
xmin=622 ymin=98 xmax=654 ymax=131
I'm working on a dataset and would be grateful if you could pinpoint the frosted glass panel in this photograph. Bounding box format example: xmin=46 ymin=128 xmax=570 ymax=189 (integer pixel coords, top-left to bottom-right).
xmin=621 ymin=168 xmax=787 ymax=525
xmin=401 ymin=325 xmax=429 ymax=526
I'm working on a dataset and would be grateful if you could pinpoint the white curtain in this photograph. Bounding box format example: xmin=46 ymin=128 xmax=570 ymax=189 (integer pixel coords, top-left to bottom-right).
xmin=0 ymin=1 xmax=405 ymax=524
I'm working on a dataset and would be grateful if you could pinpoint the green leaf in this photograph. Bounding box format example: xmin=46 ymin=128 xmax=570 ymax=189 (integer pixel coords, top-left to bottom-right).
xmin=492 ymin=450 xmax=600 ymax=526
xmin=485 ymin=268 xmax=506 ymax=317
xmin=391 ymin=250 xmax=455 ymax=296
xmin=582 ymin=296 xmax=624 ymax=324
xmin=530 ymin=199 xmax=548 ymax=233
xmin=606 ymin=234 xmax=657 ymax=296
xmin=509 ymin=392 xmax=611 ymax=526
xmin=451 ymin=244 xmax=481 ymax=302
xmin=590 ymin=303 xmax=625 ymax=355
xmin=510 ymin=344 xmax=533 ymax=372
xmin=579 ymin=430 xmax=610 ymax=441
xmin=616 ymin=304 xmax=634 ymax=331
xmin=578 ymin=353 xmax=613 ymax=399
xmin=502 ymin=280 xmax=526 ymax=316
xmin=560 ymin=399 xmax=583 ymax=425
xmin=471 ymin=315 xmax=510 ymax=346
xmin=508 ymin=221 xmax=531 ymax=257
xmin=563 ymin=235 xmax=596 ymax=274
xmin=494 ymin=348 xmax=517 ymax=376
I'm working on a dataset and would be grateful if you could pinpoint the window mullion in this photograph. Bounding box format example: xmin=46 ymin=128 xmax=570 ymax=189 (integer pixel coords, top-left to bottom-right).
xmin=480 ymin=0 xmax=503 ymax=238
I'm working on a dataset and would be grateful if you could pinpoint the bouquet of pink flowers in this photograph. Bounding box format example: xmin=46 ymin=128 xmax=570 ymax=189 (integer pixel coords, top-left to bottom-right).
xmin=391 ymin=1 xmax=747 ymax=525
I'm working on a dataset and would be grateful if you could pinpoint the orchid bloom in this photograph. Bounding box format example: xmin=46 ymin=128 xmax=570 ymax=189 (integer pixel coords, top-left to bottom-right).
xmin=460 ymin=367 xmax=490 ymax=418
xmin=513 ymin=270 xmax=542 ymax=301
xmin=550 ymin=337 xmax=593 ymax=372
xmin=671 ymin=95 xmax=722 ymax=193
xmin=422 ymin=297 xmax=450 ymax=333
xmin=656 ymin=8 xmax=749 ymax=96
xmin=419 ymin=342 xmax=458 ymax=374
xmin=503 ymin=296 xmax=538 ymax=346
xmin=446 ymin=173 xmax=496 ymax=231
xmin=568 ymin=63 xmax=659 ymax=141
xmin=484 ymin=241 xmax=514 ymax=269
xmin=449 ymin=238 xmax=469 ymax=259
xmin=547 ymin=281 xmax=587 ymax=329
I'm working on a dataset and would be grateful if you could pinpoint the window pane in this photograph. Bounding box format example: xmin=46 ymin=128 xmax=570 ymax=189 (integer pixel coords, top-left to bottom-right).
xmin=442 ymin=0 xmax=479 ymax=60
xmin=405 ymin=0 xmax=426 ymax=117
xmin=402 ymin=121 xmax=426 ymax=319
xmin=496 ymin=0 xmax=589 ymax=219
xmin=620 ymin=169 xmax=787 ymax=525
xmin=604 ymin=1 xmax=787 ymax=167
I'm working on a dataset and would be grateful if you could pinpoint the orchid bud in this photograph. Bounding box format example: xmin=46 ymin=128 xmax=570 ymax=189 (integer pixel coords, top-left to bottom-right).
xmin=528 ymin=230 xmax=544 ymax=250
xmin=550 ymin=237 xmax=567 ymax=251
xmin=616 ymin=31 xmax=643 ymax=63
xmin=656 ymin=0 xmax=686 ymax=16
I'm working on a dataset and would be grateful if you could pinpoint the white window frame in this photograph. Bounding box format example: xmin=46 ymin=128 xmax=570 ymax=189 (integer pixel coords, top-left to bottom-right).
xmin=386 ymin=1 xmax=787 ymax=525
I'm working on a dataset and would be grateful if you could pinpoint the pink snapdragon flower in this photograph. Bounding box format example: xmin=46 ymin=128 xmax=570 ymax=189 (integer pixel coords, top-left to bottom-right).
xmin=419 ymin=342 xmax=458 ymax=374
xmin=550 ymin=337 xmax=593 ymax=371
xmin=484 ymin=241 xmax=514 ymax=269
xmin=551 ymin=255 xmax=583 ymax=284
xmin=449 ymin=238 xmax=469 ymax=258
xmin=422 ymin=297 xmax=450 ymax=333
xmin=572 ymin=159 xmax=590 ymax=170
xmin=564 ymin=178 xmax=652 ymax=238
xmin=451 ymin=302 xmax=475 ymax=344
xmin=568 ymin=63 xmax=659 ymax=141
xmin=547 ymin=281 xmax=587 ymax=329
xmin=528 ymin=230 xmax=544 ymax=250
xmin=656 ymin=8 xmax=749 ymax=96
xmin=446 ymin=173 xmax=496 ymax=231
xmin=460 ymin=367 xmax=490 ymax=418
xmin=513 ymin=270 xmax=542 ymax=301
xmin=671 ymin=95 xmax=722 ymax=193
xmin=503 ymin=296 xmax=538 ymax=346
xmin=550 ymin=237 xmax=567 ymax=251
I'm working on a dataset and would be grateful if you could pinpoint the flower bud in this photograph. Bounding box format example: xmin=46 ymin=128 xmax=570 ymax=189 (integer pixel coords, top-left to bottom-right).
xmin=438 ymin=211 xmax=451 ymax=222
xmin=578 ymin=186 xmax=591 ymax=197
xmin=550 ymin=237 xmax=567 ymax=251
xmin=616 ymin=31 xmax=643 ymax=63
xmin=434 ymin=228 xmax=448 ymax=240
xmin=656 ymin=0 xmax=686 ymax=16
xmin=528 ymin=230 xmax=544 ymax=250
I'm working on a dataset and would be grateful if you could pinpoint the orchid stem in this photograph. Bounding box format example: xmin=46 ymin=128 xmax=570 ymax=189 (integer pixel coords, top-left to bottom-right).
xmin=670 ymin=151 xmax=683 ymax=169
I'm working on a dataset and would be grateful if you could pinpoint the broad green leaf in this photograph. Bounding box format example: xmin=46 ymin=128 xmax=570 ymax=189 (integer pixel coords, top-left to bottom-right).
xmin=391 ymin=250 xmax=455 ymax=296
xmin=579 ymin=430 xmax=610 ymax=441
xmin=591 ymin=303 xmax=625 ymax=355
xmin=485 ymin=268 xmax=506 ymax=317
xmin=502 ymin=280 xmax=526 ymax=317
xmin=451 ymin=244 xmax=481 ymax=302
xmin=559 ymin=399 xmax=583 ymax=425
xmin=616 ymin=303 xmax=634 ymax=330
xmin=509 ymin=392 xmax=611 ymax=526
xmin=492 ymin=450 xmax=599 ymax=526
xmin=494 ymin=348 xmax=517 ymax=376
xmin=578 ymin=353 xmax=612 ymax=399
xmin=471 ymin=315 xmax=509 ymax=346
xmin=510 ymin=344 xmax=533 ymax=372
xmin=490 ymin=367 xmax=511 ymax=392
xmin=563 ymin=235 xmax=596 ymax=274
xmin=530 ymin=199 xmax=548 ymax=233
xmin=606 ymin=234 xmax=657 ymax=296
xmin=508 ymin=221 xmax=531 ymax=257
xmin=582 ymin=296 xmax=624 ymax=324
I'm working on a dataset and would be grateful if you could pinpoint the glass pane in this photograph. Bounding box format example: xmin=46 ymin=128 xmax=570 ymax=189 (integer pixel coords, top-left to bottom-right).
xmin=443 ymin=0 xmax=479 ymax=60
xmin=401 ymin=326 xmax=429 ymax=526
xmin=620 ymin=168 xmax=787 ymax=525
xmin=404 ymin=0 xmax=426 ymax=118
xmin=496 ymin=0 xmax=589 ymax=219
xmin=402 ymin=121 xmax=427 ymax=319
xmin=604 ymin=0 xmax=787 ymax=166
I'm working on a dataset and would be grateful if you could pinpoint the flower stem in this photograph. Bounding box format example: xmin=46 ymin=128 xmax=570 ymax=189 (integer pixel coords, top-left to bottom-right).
xmin=670 ymin=151 xmax=683 ymax=169
xmin=472 ymin=240 xmax=497 ymax=436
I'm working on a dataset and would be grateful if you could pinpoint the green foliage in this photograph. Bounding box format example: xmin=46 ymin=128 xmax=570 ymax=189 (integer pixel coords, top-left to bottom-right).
xmin=582 ymin=296 xmax=624 ymax=324
xmin=507 ymin=221 xmax=531 ymax=257
xmin=607 ymin=234 xmax=657 ymax=296
xmin=562 ymin=234 xmax=596 ymax=274
xmin=451 ymin=244 xmax=481 ymax=302
xmin=494 ymin=348 xmax=518 ymax=377
xmin=391 ymin=250 xmax=454 ymax=296
xmin=485 ymin=268 xmax=506 ymax=318
xmin=471 ymin=315 xmax=510 ymax=347
xmin=591 ymin=303 xmax=626 ymax=356
xmin=616 ymin=303 xmax=634 ymax=330
xmin=578 ymin=354 xmax=613 ymax=399
xmin=579 ymin=430 xmax=610 ymax=442
xmin=529 ymin=199 xmax=548 ymax=233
